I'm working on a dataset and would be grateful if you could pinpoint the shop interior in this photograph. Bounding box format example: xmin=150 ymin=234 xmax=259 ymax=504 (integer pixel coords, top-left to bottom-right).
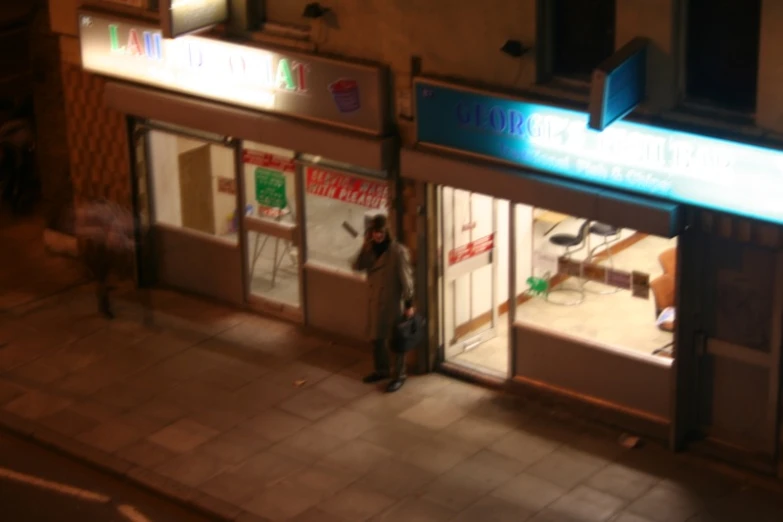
xmin=147 ymin=132 xmax=385 ymax=310
xmin=148 ymin=129 xmax=238 ymax=241
xmin=440 ymin=187 xmax=678 ymax=377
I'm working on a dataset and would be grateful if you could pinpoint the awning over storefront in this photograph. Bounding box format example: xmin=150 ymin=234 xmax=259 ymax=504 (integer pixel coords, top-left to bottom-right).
xmin=104 ymin=82 xmax=395 ymax=173
xmin=401 ymin=146 xmax=683 ymax=238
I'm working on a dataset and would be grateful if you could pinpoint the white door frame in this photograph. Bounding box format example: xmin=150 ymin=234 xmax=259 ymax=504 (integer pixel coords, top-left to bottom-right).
xmin=440 ymin=187 xmax=500 ymax=360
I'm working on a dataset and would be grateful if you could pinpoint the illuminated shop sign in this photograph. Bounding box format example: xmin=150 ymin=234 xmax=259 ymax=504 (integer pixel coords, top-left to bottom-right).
xmin=160 ymin=0 xmax=228 ymax=38
xmin=79 ymin=12 xmax=387 ymax=133
xmin=415 ymin=80 xmax=783 ymax=224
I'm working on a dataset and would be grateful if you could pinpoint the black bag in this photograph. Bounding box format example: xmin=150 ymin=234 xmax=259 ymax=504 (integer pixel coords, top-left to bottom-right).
xmin=392 ymin=313 xmax=426 ymax=353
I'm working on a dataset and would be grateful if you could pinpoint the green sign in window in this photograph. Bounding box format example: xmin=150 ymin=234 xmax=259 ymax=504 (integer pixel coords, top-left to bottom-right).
xmin=254 ymin=168 xmax=287 ymax=209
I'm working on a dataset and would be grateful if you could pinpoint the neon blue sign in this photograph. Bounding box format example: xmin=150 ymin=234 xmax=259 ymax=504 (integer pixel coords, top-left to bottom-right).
xmin=416 ymin=81 xmax=783 ymax=224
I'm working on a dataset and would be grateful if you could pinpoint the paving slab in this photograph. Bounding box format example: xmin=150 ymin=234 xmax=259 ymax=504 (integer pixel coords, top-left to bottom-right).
xmin=0 ymin=282 xmax=782 ymax=522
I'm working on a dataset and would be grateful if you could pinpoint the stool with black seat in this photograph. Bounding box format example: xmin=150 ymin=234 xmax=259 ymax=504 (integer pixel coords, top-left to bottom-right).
xmin=546 ymin=219 xmax=591 ymax=306
xmin=584 ymin=222 xmax=622 ymax=295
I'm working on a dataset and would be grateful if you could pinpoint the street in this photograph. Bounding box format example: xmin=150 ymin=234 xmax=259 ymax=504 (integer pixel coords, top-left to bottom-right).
xmin=0 ymin=430 xmax=213 ymax=522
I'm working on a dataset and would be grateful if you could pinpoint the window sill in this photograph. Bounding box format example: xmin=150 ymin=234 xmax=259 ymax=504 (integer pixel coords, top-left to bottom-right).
xmin=260 ymin=21 xmax=311 ymax=39
xmin=676 ymin=100 xmax=756 ymax=126
xmin=658 ymin=101 xmax=766 ymax=141
xmin=249 ymin=23 xmax=315 ymax=52
xmin=513 ymin=318 xmax=674 ymax=368
xmin=304 ymin=260 xmax=366 ymax=281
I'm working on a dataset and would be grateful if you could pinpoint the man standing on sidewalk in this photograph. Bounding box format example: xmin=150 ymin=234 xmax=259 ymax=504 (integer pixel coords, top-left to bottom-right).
xmin=353 ymin=214 xmax=415 ymax=393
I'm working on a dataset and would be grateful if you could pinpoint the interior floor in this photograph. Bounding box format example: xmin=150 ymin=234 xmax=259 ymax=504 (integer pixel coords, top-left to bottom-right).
xmin=447 ymin=216 xmax=677 ymax=377
xmin=247 ymin=231 xmax=300 ymax=306
xmin=453 ymin=313 xmax=510 ymax=376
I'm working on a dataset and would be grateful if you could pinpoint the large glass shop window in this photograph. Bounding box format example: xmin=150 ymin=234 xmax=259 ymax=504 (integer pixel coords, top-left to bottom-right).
xmin=148 ymin=129 xmax=237 ymax=243
xmin=515 ymin=205 xmax=678 ymax=360
xmin=304 ymin=166 xmax=390 ymax=272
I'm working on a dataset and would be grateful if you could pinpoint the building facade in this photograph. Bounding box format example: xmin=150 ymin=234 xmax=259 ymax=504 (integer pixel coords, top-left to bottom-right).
xmin=47 ymin=0 xmax=783 ymax=477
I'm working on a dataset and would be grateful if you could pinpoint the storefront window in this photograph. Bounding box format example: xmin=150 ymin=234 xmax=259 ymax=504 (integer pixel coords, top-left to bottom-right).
xmin=515 ymin=205 xmax=677 ymax=359
xmin=147 ymin=129 xmax=237 ymax=243
xmin=303 ymin=165 xmax=389 ymax=272
xmin=241 ymin=142 xmax=299 ymax=307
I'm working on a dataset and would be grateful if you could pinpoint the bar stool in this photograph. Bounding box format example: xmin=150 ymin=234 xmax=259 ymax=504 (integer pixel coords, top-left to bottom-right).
xmin=545 ymin=219 xmax=590 ymax=306
xmin=584 ymin=222 xmax=622 ymax=295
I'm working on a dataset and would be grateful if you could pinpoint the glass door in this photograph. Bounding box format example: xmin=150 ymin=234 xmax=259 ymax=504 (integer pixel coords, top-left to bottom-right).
xmin=440 ymin=187 xmax=499 ymax=360
xmin=240 ymin=143 xmax=302 ymax=319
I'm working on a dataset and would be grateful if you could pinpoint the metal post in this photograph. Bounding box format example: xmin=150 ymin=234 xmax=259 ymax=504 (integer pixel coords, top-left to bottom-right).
xmin=232 ymin=138 xmax=249 ymax=304
xmin=508 ymin=202 xmax=517 ymax=379
xmin=491 ymin=198 xmax=499 ymax=332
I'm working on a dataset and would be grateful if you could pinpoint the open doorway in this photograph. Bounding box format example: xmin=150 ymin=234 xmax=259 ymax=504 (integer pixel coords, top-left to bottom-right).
xmin=438 ymin=187 xmax=510 ymax=377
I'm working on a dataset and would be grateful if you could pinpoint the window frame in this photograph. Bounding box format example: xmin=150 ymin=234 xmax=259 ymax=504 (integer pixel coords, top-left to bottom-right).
xmin=681 ymin=0 xmax=762 ymax=113
xmin=536 ymin=0 xmax=617 ymax=85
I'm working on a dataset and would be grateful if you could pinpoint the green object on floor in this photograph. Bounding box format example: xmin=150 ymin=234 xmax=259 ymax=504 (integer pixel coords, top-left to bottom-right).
xmin=526 ymin=276 xmax=549 ymax=295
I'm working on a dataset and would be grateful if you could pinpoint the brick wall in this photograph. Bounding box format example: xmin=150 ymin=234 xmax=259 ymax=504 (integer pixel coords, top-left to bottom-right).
xmin=400 ymin=179 xmax=418 ymax=261
xmin=60 ymin=64 xmax=131 ymax=210
xmin=30 ymin=1 xmax=72 ymax=229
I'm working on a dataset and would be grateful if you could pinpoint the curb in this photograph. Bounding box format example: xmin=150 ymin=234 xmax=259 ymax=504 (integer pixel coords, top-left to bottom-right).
xmin=0 ymin=410 xmax=269 ymax=522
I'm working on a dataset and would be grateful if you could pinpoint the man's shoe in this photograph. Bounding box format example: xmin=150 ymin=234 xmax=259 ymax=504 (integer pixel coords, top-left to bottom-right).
xmin=362 ymin=372 xmax=389 ymax=384
xmin=386 ymin=378 xmax=405 ymax=393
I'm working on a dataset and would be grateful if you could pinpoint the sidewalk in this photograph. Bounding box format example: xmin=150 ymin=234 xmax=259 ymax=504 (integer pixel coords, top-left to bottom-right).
xmin=1 ymin=284 xmax=783 ymax=522
xmin=0 ymin=213 xmax=85 ymax=312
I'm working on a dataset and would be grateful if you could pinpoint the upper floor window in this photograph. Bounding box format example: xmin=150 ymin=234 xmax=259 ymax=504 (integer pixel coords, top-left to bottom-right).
xmin=262 ymin=1 xmax=313 ymax=27
xmin=686 ymin=0 xmax=761 ymax=112
xmin=551 ymin=0 xmax=616 ymax=80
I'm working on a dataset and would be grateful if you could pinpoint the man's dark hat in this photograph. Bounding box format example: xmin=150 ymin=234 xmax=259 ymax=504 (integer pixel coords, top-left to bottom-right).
xmin=371 ymin=214 xmax=387 ymax=231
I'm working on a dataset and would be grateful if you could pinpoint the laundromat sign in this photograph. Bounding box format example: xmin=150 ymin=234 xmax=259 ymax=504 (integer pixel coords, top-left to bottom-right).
xmin=78 ymin=11 xmax=387 ymax=133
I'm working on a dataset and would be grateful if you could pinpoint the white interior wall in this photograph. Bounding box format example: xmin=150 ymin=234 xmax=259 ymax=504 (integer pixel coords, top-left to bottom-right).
xmin=150 ymin=131 xmax=238 ymax=235
xmin=210 ymin=145 xmax=236 ymax=235
xmin=515 ymin=204 xmax=534 ymax=295
xmin=448 ymin=189 xmax=535 ymax=328
xmin=496 ymin=200 xmax=510 ymax=305
xmin=149 ymin=130 xmax=181 ymax=227
xmin=466 ymin=193 xmax=493 ymax=324
xmin=243 ymin=164 xmax=255 ymax=215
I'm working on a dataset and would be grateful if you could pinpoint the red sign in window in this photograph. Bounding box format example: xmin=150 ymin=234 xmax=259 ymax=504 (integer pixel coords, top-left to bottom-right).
xmin=306 ymin=166 xmax=388 ymax=209
xmin=242 ymin=150 xmax=296 ymax=172
xmin=448 ymin=234 xmax=494 ymax=266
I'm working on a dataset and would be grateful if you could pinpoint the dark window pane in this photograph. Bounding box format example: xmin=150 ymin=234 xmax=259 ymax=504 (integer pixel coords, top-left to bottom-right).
xmin=552 ymin=0 xmax=616 ymax=79
xmin=687 ymin=0 xmax=760 ymax=111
